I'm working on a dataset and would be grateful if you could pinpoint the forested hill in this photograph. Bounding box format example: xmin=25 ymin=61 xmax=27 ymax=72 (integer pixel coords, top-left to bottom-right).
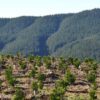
xmin=0 ymin=8 xmax=100 ymax=60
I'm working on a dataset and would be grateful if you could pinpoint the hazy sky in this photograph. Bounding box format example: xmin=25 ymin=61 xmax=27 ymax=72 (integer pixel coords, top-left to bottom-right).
xmin=0 ymin=0 xmax=100 ymax=17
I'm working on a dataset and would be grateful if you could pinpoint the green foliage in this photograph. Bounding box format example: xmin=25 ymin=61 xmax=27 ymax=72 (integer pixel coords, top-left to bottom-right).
xmin=73 ymin=58 xmax=81 ymax=69
xmin=59 ymin=62 xmax=68 ymax=71
xmin=43 ymin=56 xmax=51 ymax=69
xmin=38 ymin=81 xmax=43 ymax=90
xmin=55 ymin=79 xmax=68 ymax=89
xmin=65 ymin=58 xmax=80 ymax=68
xmin=91 ymin=62 xmax=98 ymax=71
xmin=37 ymin=73 xmax=46 ymax=82
xmin=89 ymin=89 xmax=97 ymax=100
xmin=85 ymin=58 xmax=94 ymax=63
xmin=45 ymin=60 xmax=51 ymax=69
xmin=0 ymin=80 xmax=2 ymax=87
xmin=71 ymin=95 xmax=85 ymax=100
xmin=92 ymin=82 xmax=97 ymax=90
xmin=34 ymin=56 xmax=42 ymax=67
xmin=12 ymin=88 xmax=25 ymax=100
xmin=65 ymin=70 xmax=76 ymax=84
xmin=32 ymin=81 xmax=43 ymax=92
xmin=32 ymin=81 xmax=38 ymax=91
xmin=5 ymin=67 xmax=16 ymax=86
xmin=29 ymin=69 xmax=36 ymax=78
xmin=87 ymin=71 xmax=96 ymax=83
xmin=67 ymin=57 xmax=74 ymax=65
xmin=19 ymin=61 xmax=26 ymax=69
xmin=28 ymin=55 xmax=34 ymax=62
xmin=50 ymin=93 xmax=60 ymax=100
xmin=50 ymin=86 xmax=65 ymax=100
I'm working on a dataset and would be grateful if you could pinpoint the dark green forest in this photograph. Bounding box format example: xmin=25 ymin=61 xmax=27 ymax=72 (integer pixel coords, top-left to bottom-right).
xmin=0 ymin=9 xmax=100 ymax=60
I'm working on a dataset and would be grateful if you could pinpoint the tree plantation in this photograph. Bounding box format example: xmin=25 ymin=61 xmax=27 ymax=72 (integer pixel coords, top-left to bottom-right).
xmin=0 ymin=55 xmax=100 ymax=100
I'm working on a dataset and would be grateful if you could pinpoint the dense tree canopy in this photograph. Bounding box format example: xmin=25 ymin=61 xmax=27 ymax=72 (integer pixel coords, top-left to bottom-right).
xmin=0 ymin=9 xmax=99 ymax=60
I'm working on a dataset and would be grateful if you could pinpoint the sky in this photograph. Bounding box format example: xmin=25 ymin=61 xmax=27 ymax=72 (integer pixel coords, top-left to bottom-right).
xmin=0 ymin=0 xmax=100 ymax=17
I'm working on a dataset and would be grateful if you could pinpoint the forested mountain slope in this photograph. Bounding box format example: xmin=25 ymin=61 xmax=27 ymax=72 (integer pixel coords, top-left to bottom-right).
xmin=0 ymin=9 xmax=100 ymax=60
xmin=47 ymin=9 xmax=100 ymax=60
xmin=0 ymin=14 xmax=70 ymax=55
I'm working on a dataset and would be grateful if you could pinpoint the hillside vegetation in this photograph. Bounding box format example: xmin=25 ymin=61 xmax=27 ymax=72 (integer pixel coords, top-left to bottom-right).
xmin=0 ymin=55 xmax=100 ymax=100
xmin=0 ymin=9 xmax=99 ymax=60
